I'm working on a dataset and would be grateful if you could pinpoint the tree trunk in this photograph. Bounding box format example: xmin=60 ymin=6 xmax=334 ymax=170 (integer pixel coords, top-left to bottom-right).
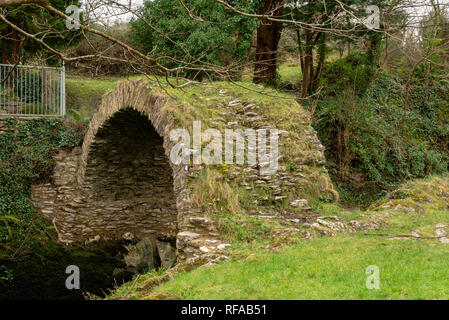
xmin=1 ymin=36 xmax=8 ymax=64
xmin=296 ymin=28 xmax=305 ymax=75
xmin=311 ymin=33 xmax=325 ymax=92
xmin=299 ymin=31 xmax=327 ymax=96
xmin=301 ymin=30 xmax=315 ymax=97
xmin=301 ymin=48 xmax=314 ymax=97
xmin=253 ymin=0 xmax=283 ymax=85
xmin=11 ymin=28 xmax=20 ymax=64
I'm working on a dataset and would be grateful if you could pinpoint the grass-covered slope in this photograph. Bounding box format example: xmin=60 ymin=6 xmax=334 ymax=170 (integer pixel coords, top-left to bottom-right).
xmin=146 ymin=80 xmax=338 ymax=242
xmin=65 ymin=76 xmax=119 ymax=124
xmin=109 ymin=176 xmax=449 ymax=300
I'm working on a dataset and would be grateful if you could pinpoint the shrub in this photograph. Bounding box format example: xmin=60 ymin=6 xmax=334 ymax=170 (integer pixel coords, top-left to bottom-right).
xmin=319 ymin=52 xmax=378 ymax=97
xmin=311 ymin=55 xmax=448 ymax=205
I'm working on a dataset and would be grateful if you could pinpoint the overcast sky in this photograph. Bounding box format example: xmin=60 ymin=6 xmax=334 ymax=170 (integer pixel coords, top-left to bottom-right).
xmin=81 ymin=0 xmax=143 ymax=25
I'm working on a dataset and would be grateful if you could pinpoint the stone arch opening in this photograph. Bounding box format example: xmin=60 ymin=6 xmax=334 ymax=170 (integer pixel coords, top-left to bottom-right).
xmin=32 ymin=80 xmax=216 ymax=261
xmin=81 ymin=107 xmax=178 ymax=241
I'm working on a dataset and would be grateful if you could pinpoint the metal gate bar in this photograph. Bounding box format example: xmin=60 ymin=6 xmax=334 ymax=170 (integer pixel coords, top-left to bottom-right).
xmin=0 ymin=63 xmax=65 ymax=117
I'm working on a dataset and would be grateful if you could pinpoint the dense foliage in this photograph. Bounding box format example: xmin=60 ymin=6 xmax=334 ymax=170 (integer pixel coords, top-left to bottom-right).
xmin=0 ymin=118 xmax=85 ymax=254
xmin=312 ymin=53 xmax=449 ymax=204
xmin=130 ymin=0 xmax=258 ymax=79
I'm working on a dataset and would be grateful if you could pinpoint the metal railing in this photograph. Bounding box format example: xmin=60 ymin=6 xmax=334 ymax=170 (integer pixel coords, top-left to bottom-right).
xmin=0 ymin=63 xmax=65 ymax=117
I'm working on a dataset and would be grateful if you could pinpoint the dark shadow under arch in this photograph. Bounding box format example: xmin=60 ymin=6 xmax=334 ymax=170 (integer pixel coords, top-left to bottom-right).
xmin=81 ymin=108 xmax=178 ymax=240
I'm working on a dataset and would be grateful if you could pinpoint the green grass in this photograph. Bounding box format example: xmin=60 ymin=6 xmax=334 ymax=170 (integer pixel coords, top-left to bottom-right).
xmin=148 ymin=228 xmax=449 ymax=300
xmin=66 ymin=76 xmax=118 ymax=109
xmin=64 ymin=71 xmax=300 ymax=122
xmin=278 ymin=63 xmax=301 ymax=83
xmin=107 ymin=176 xmax=449 ymax=300
xmin=241 ymin=62 xmax=301 ymax=84
xmin=65 ymin=76 xmax=121 ymax=124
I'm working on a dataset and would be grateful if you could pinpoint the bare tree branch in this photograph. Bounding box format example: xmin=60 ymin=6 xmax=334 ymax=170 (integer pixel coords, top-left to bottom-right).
xmin=0 ymin=0 xmax=48 ymax=7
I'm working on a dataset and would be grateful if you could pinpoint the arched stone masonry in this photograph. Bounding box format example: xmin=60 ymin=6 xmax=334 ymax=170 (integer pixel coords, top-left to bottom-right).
xmin=80 ymin=108 xmax=178 ymax=239
xmin=32 ymin=80 xmax=220 ymax=260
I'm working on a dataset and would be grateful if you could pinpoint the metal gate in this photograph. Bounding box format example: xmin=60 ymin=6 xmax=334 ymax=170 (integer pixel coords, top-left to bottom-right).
xmin=0 ymin=63 xmax=65 ymax=117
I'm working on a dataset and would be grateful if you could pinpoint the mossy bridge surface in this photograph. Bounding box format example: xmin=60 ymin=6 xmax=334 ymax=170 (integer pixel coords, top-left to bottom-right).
xmin=31 ymin=79 xmax=336 ymax=261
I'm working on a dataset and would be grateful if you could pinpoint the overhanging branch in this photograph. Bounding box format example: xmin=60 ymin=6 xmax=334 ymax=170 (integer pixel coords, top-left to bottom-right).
xmin=0 ymin=0 xmax=49 ymax=7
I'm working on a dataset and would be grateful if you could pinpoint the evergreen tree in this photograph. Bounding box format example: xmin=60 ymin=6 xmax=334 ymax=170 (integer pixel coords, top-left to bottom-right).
xmin=130 ymin=0 xmax=258 ymax=80
xmin=0 ymin=0 xmax=82 ymax=65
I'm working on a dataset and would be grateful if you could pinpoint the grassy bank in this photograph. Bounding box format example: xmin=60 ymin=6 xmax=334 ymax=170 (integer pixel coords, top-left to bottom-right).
xmin=108 ymin=176 xmax=449 ymax=300
xmin=65 ymin=76 xmax=119 ymax=124
xmin=148 ymin=233 xmax=449 ymax=300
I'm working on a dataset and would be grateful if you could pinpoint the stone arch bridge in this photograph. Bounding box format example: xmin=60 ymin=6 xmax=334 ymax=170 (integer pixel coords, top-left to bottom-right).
xmin=32 ymin=80 xmax=218 ymax=260
xmin=31 ymin=79 xmax=336 ymax=262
